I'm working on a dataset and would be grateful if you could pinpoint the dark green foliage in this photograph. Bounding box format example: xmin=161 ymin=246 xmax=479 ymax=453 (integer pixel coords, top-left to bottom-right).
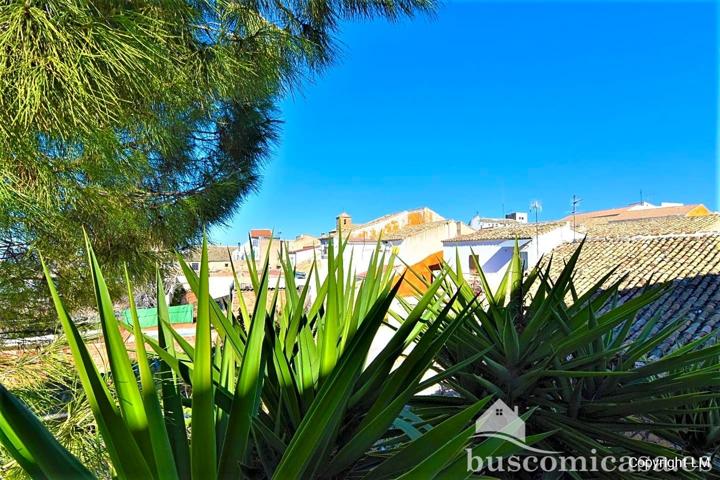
xmin=0 ymin=0 xmax=434 ymax=333
xmin=0 ymin=236 xmax=502 ymax=479
xmin=407 ymin=240 xmax=720 ymax=477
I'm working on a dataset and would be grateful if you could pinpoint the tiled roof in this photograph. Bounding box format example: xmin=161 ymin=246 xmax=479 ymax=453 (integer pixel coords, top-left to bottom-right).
xmin=249 ymin=229 xmax=272 ymax=238
xmin=472 ymin=217 xmax=518 ymax=224
xmin=581 ymin=215 xmax=720 ymax=239
xmin=545 ymin=234 xmax=720 ymax=358
xmin=445 ymin=222 xmax=568 ymax=242
xmin=327 ymin=208 xmax=436 ymax=236
xmin=614 ymin=204 xmax=709 ymax=221
xmin=289 ymin=244 xmax=317 ymax=253
xmin=565 ymin=203 xmax=709 ymax=224
xmin=287 ymin=234 xmax=320 ymax=252
xmin=346 ymin=213 xmax=395 ymax=232
xmin=186 ymin=245 xmax=234 ymax=263
xmin=382 ymin=220 xmax=457 ymax=241
xmin=351 ymin=207 xmax=439 ymax=231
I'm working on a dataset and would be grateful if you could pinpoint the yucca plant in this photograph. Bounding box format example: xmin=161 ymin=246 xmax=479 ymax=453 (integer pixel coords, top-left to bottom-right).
xmin=650 ymin=356 xmax=720 ymax=460
xmin=0 ymin=234 xmax=529 ymax=479
xmin=662 ymin=399 xmax=720 ymax=461
xmin=401 ymin=240 xmax=720 ymax=477
xmin=166 ymin=236 xmax=523 ymax=479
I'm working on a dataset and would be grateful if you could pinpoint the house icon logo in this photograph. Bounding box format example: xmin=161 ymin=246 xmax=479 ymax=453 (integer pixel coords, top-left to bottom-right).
xmin=473 ymin=399 xmax=558 ymax=454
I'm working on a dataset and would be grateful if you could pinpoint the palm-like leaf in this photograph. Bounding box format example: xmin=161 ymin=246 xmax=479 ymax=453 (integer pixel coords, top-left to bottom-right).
xmin=412 ymin=239 xmax=720 ymax=474
xmin=0 ymin=234 xmax=506 ymax=479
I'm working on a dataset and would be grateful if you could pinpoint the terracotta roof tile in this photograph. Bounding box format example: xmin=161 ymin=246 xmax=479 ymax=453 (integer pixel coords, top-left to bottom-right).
xmin=350 ymin=207 xmax=439 ymax=231
xmin=544 ymin=233 xmax=720 ymax=357
xmin=580 ymin=215 xmax=720 ymax=239
xmin=446 ymin=222 xmax=568 ymax=242
xmin=249 ymin=229 xmax=272 ymax=238
xmin=186 ymin=245 xmax=234 ymax=263
xmin=566 ymin=204 xmax=709 ymax=224
xmin=381 ymin=220 xmax=457 ymax=241
xmin=472 ymin=217 xmax=519 ymax=225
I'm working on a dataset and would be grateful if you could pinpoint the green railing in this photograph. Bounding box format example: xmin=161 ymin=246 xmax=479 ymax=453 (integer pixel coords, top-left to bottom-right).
xmin=121 ymin=304 xmax=193 ymax=328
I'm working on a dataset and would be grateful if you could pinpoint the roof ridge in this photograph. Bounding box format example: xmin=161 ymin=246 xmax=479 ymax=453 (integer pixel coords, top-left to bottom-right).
xmin=444 ymin=221 xmax=570 ymax=243
xmin=582 ymin=231 xmax=720 ymax=242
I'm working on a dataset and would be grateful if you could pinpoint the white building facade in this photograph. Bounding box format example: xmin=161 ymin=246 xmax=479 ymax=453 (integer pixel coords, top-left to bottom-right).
xmin=443 ymin=222 xmax=577 ymax=290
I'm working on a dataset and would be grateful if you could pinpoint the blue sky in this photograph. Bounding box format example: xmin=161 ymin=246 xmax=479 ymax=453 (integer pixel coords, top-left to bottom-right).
xmin=212 ymin=1 xmax=717 ymax=244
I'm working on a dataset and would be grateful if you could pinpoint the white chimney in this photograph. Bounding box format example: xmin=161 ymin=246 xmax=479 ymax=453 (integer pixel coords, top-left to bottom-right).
xmin=505 ymin=212 xmax=528 ymax=224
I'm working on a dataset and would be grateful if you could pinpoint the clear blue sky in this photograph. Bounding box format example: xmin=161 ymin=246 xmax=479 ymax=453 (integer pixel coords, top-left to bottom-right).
xmin=212 ymin=1 xmax=718 ymax=244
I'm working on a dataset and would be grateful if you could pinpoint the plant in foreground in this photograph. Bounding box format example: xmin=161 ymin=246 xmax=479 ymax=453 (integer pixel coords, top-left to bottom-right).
xmin=0 ymin=342 xmax=109 ymax=479
xmin=403 ymin=240 xmax=720 ymax=478
xmin=0 ymin=235 xmax=529 ymax=479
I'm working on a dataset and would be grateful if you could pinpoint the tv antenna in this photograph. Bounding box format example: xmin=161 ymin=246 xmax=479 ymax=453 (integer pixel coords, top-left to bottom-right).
xmin=530 ymin=200 xmax=542 ymax=222
xmin=530 ymin=200 xmax=542 ymax=258
xmin=570 ymin=195 xmax=581 ymax=242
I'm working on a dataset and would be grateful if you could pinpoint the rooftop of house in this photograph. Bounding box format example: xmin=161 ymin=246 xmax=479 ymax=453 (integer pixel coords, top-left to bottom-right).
xmin=445 ymin=221 xmax=569 ymax=243
xmin=325 ymin=207 xmax=444 ymax=239
xmin=336 ymin=211 xmax=401 ymax=234
xmin=288 ymin=244 xmax=318 ymax=253
xmin=379 ymin=220 xmax=460 ymax=241
xmin=564 ymin=202 xmax=710 ymax=224
xmin=354 ymin=207 xmax=441 ymax=228
xmin=471 ymin=217 xmax=519 ymax=224
xmin=287 ymin=234 xmax=320 ymax=252
xmin=546 ymin=233 xmax=720 ymax=358
xmin=249 ymin=229 xmax=273 ymax=238
xmin=581 ymin=214 xmax=720 ymax=239
xmin=185 ymin=245 xmax=235 ymax=263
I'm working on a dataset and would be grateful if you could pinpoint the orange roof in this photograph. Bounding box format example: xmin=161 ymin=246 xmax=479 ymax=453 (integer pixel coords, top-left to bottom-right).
xmin=612 ymin=204 xmax=708 ymax=221
xmin=249 ymin=229 xmax=272 ymax=238
xmin=565 ymin=204 xmax=709 ymax=224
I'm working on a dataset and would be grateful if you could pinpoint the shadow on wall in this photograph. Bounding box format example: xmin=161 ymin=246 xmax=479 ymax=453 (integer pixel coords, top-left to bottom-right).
xmin=482 ymin=247 xmax=514 ymax=274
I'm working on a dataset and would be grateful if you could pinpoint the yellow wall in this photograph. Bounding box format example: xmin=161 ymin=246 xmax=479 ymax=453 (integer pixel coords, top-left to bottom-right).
xmin=687 ymin=205 xmax=711 ymax=217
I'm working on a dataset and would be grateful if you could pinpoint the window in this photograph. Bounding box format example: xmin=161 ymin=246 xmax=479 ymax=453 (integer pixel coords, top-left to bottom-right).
xmin=191 ymin=262 xmax=199 ymax=271
xmin=519 ymin=251 xmax=529 ymax=272
xmin=224 ymin=263 xmax=229 ymax=268
xmin=468 ymin=254 xmax=480 ymax=273
xmin=429 ymin=264 xmax=442 ymax=281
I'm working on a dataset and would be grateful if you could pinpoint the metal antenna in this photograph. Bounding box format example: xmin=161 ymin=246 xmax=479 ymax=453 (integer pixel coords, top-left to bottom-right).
xmin=570 ymin=194 xmax=582 ymax=242
xmin=530 ymin=200 xmax=542 ymax=258
xmin=530 ymin=200 xmax=542 ymax=222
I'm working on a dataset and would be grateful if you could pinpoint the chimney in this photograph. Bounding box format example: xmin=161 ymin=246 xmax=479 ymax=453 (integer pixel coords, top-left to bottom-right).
xmin=505 ymin=212 xmax=528 ymax=224
xmin=336 ymin=212 xmax=352 ymax=232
